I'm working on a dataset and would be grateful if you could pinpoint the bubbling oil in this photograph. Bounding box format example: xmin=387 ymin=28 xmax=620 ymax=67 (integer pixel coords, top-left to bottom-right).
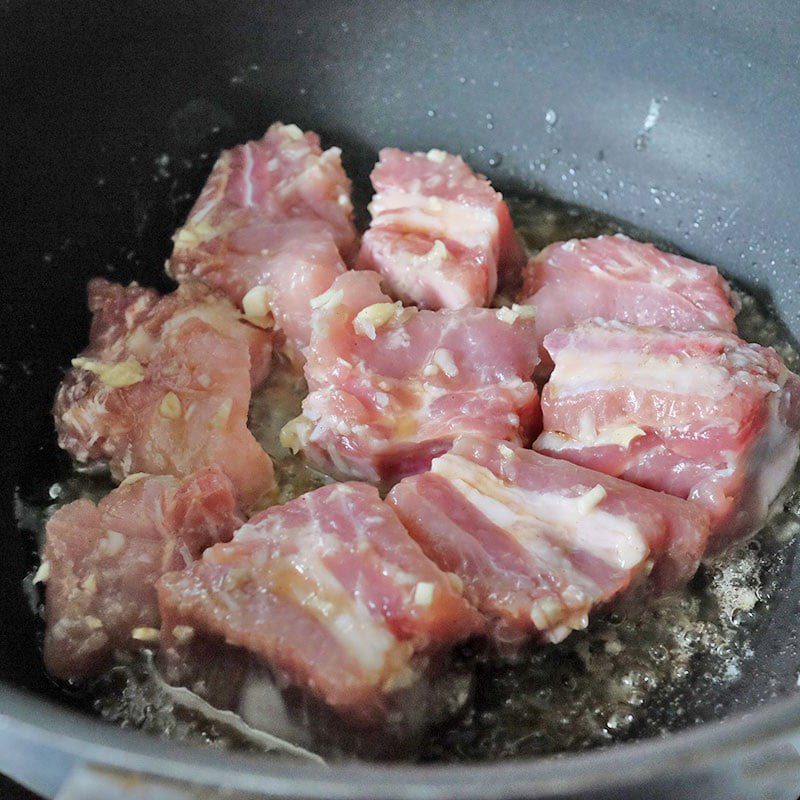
xmin=20 ymin=193 xmax=800 ymax=763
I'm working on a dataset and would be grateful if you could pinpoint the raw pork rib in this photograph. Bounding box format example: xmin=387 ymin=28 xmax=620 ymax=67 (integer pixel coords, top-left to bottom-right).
xmin=167 ymin=122 xmax=355 ymax=360
xmin=54 ymin=281 xmax=274 ymax=508
xmin=535 ymin=321 xmax=800 ymax=550
xmin=356 ymin=148 xmax=526 ymax=309
xmin=176 ymin=219 xmax=346 ymax=361
xmin=517 ymin=235 xmax=739 ymax=372
xmin=64 ymin=278 xmax=272 ymax=391
xmin=283 ymin=270 xmax=539 ymax=484
xmin=387 ymin=436 xmax=710 ymax=645
xmin=42 ymin=468 xmax=243 ymax=681
xmin=157 ymin=482 xmax=484 ymax=723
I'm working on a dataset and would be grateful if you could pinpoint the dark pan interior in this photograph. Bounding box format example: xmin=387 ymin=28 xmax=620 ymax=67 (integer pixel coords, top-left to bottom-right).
xmin=2 ymin=0 xmax=800 ymax=789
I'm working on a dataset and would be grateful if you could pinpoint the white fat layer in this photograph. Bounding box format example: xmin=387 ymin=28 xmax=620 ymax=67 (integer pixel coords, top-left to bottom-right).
xmin=551 ymin=350 xmax=730 ymax=399
xmin=371 ymin=192 xmax=497 ymax=250
xmin=286 ymin=549 xmax=399 ymax=676
xmin=536 ymin=425 xmax=647 ymax=451
xmin=388 ymin=254 xmax=475 ymax=309
xmin=576 ymin=239 xmax=704 ymax=288
xmin=433 ymin=453 xmax=649 ymax=573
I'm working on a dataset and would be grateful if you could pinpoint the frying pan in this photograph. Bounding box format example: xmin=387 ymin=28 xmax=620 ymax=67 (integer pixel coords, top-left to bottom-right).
xmin=2 ymin=1 xmax=800 ymax=797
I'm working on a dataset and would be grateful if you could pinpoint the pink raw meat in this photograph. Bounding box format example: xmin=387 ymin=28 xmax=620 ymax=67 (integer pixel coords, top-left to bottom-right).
xmin=167 ymin=123 xmax=355 ymax=361
xmin=534 ymin=321 xmax=800 ymax=550
xmin=283 ymin=270 xmax=539 ymax=484
xmin=183 ymin=219 xmax=347 ymax=361
xmin=517 ymin=235 xmax=739 ymax=374
xmin=55 ymin=286 xmax=275 ymax=509
xmin=388 ymin=435 xmax=710 ymax=646
xmin=157 ymin=482 xmax=484 ymax=723
xmin=42 ymin=468 xmax=243 ymax=681
xmin=69 ymin=278 xmax=272 ymax=390
xmin=356 ymin=148 xmax=525 ymax=309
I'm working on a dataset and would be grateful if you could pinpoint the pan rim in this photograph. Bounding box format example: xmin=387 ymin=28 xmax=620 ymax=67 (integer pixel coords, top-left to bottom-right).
xmin=2 ymin=681 xmax=799 ymax=798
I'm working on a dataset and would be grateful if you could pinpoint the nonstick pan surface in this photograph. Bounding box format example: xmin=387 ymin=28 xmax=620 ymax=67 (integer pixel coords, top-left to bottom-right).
xmin=2 ymin=2 xmax=800 ymax=798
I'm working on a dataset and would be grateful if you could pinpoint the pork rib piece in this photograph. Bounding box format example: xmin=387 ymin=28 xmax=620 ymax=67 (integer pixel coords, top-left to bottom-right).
xmin=534 ymin=321 xmax=800 ymax=550
xmin=356 ymin=148 xmax=526 ymax=309
xmin=282 ymin=270 xmax=539 ymax=484
xmin=167 ymin=122 xmax=355 ymax=361
xmin=387 ymin=435 xmax=710 ymax=646
xmin=176 ymin=219 xmax=347 ymax=362
xmin=517 ymin=235 xmax=739 ymax=374
xmin=157 ymin=482 xmax=484 ymax=723
xmin=42 ymin=468 xmax=243 ymax=681
xmin=54 ymin=281 xmax=275 ymax=508
xmin=65 ymin=277 xmax=272 ymax=391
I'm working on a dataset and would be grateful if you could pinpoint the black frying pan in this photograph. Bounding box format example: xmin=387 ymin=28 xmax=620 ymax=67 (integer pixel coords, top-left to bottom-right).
xmin=2 ymin=1 xmax=800 ymax=798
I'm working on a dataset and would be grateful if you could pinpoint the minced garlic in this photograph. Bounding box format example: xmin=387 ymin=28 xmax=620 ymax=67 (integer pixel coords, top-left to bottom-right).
xmin=511 ymin=303 xmax=536 ymax=319
xmin=242 ymin=285 xmax=274 ymax=330
xmin=71 ymin=357 xmax=145 ymax=388
xmin=32 ymin=561 xmax=50 ymax=584
xmin=159 ymin=391 xmax=182 ymax=420
xmin=432 ymin=348 xmax=458 ymax=377
xmin=496 ymin=307 xmax=519 ymax=324
xmin=353 ymin=302 xmax=397 ymax=340
xmin=280 ymin=415 xmax=314 ymax=454
xmin=131 ymin=626 xmax=160 ymax=642
xmin=119 ymin=472 xmax=150 ymax=488
xmin=310 ymin=286 xmax=344 ymax=311
xmin=413 ymin=582 xmax=435 ymax=606
xmin=576 ymin=484 xmax=608 ymax=514
xmin=283 ymin=123 xmax=304 ymax=140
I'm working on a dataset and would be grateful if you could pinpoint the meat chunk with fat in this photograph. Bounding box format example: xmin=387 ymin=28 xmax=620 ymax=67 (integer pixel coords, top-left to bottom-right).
xmin=169 ymin=122 xmax=357 ymax=262
xmin=42 ymin=468 xmax=243 ymax=681
xmin=174 ymin=219 xmax=346 ymax=362
xmin=70 ymin=278 xmax=272 ymax=389
xmin=356 ymin=148 xmax=526 ymax=309
xmin=282 ymin=271 xmax=539 ymax=484
xmin=517 ymin=235 xmax=739 ymax=374
xmin=54 ymin=281 xmax=275 ymax=508
xmin=167 ymin=122 xmax=355 ymax=361
xmin=534 ymin=321 xmax=800 ymax=550
xmin=387 ymin=436 xmax=710 ymax=646
xmin=157 ymin=482 xmax=484 ymax=723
